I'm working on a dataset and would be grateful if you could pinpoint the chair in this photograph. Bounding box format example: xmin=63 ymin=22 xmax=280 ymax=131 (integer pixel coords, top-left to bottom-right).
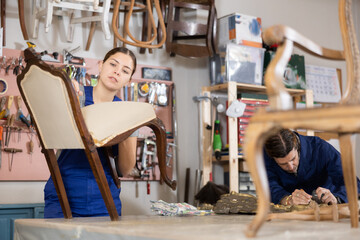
xmin=32 ymin=0 xmax=111 ymax=42
xmin=111 ymin=0 xmax=166 ymax=49
xmin=16 ymin=48 xmax=176 ymax=221
xmin=243 ymin=0 xmax=359 ymax=237
xmin=165 ymin=0 xmax=217 ymax=58
xmin=85 ymin=0 xmax=148 ymax=51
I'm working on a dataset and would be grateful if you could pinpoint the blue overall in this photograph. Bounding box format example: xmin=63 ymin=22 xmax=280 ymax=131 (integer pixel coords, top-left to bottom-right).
xmin=264 ymin=132 xmax=360 ymax=204
xmin=44 ymin=86 xmax=122 ymax=218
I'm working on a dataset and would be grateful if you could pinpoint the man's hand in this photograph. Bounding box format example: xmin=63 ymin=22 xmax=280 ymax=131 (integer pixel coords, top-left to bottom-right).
xmin=291 ymin=189 xmax=312 ymax=205
xmin=315 ymin=187 xmax=337 ymax=205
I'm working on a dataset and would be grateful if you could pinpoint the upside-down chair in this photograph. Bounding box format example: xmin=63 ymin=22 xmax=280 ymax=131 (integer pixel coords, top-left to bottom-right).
xmin=17 ymin=48 xmax=176 ymax=221
xmin=243 ymin=0 xmax=359 ymax=237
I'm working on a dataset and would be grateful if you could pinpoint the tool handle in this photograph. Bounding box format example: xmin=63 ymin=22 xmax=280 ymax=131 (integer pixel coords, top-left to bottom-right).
xmin=7 ymin=95 xmax=13 ymax=109
xmin=0 ymin=126 xmax=3 ymax=140
xmin=0 ymin=109 xmax=6 ymax=119
xmin=29 ymin=140 xmax=34 ymax=154
xmin=19 ymin=114 xmax=30 ymax=127
xmin=16 ymin=95 xmax=22 ymax=109
xmin=0 ymin=96 xmax=6 ymax=110
xmin=4 ymin=148 xmax=22 ymax=153
xmin=9 ymin=114 xmax=15 ymax=126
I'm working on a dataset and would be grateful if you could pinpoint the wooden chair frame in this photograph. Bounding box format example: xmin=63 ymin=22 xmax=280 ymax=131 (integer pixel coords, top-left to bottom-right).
xmin=32 ymin=0 xmax=111 ymax=42
xmin=111 ymin=0 xmax=167 ymax=49
xmin=243 ymin=0 xmax=359 ymax=237
xmin=17 ymin=48 xmax=176 ymax=221
xmin=165 ymin=0 xmax=216 ymax=58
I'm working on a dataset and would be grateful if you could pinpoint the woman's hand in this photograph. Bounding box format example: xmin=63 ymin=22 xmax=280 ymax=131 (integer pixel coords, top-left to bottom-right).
xmin=291 ymin=189 xmax=312 ymax=205
xmin=71 ymin=79 xmax=83 ymax=96
xmin=315 ymin=187 xmax=337 ymax=205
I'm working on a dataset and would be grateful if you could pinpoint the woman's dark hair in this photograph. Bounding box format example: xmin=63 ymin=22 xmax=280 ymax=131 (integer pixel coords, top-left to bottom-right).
xmin=103 ymin=47 xmax=137 ymax=76
xmin=264 ymin=129 xmax=300 ymax=158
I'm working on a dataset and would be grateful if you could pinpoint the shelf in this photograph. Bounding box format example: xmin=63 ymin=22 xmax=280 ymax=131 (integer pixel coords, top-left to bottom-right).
xmin=200 ymin=81 xmax=313 ymax=192
xmin=202 ymin=82 xmax=307 ymax=97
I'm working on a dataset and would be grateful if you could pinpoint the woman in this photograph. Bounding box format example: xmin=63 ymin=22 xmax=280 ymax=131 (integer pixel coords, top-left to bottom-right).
xmin=44 ymin=47 xmax=137 ymax=218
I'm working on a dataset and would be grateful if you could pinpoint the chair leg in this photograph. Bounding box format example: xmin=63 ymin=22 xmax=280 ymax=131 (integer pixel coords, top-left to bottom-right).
xmin=338 ymin=133 xmax=359 ymax=228
xmin=243 ymin=123 xmax=275 ymax=237
xmin=32 ymin=2 xmax=41 ymax=39
xmin=101 ymin=0 xmax=111 ymax=40
xmin=84 ymin=147 xmax=119 ymax=221
xmin=67 ymin=9 xmax=76 ymax=42
xmin=85 ymin=15 xmax=97 ymax=51
xmin=18 ymin=0 xmax=29 ymax=40
xmin=45 ymin=0 xmax=54 ymax=33
xmin=43 ymin=149 xmax=72 ymax=219
xmin=146 ymin=118 xmax=176 ymax=190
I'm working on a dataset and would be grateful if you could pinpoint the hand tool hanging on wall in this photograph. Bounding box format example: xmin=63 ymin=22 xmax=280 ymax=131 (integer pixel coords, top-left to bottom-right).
xmin=63 ymin=49 xmax=85 ymax=66
xmin=0 ymin=96 xmax=7 ymax=119
xmin=4 ymin=148 xmax=22 ymax=171
xmin=5 ymin=57 xmax=15 ymax=75
xmin=5 ymin=114 xmax=14 ymax=146
xmin=3 ymin=95 xmax=13 ymax=120
xmin=16 ymin=96 xmax=31 ymax=129
xmin=13 ymin=56 xmax=24 ymax=76
xmin=27 ymin=133 xmax=34 ymax=163
xmin=0 ymin=56 xmax=6 ymax=70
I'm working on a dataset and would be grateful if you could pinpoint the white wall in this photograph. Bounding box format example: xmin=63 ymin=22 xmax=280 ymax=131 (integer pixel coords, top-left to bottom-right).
xmin=0 ymin=0 xmax=359 ymax=213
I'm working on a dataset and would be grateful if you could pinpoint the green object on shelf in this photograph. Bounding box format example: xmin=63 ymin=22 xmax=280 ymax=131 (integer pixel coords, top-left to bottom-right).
xmin=213 ymin=119 xmax=222 ymax=161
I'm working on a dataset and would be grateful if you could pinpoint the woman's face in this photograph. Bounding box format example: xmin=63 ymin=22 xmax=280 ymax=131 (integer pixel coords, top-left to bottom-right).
xmin=98 ymin=52 xmax=134 ymax=91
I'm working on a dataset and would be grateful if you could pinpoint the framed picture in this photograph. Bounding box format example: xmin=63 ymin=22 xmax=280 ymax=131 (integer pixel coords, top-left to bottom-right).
xmin=141 ymin=67 xmax=172 ymax=81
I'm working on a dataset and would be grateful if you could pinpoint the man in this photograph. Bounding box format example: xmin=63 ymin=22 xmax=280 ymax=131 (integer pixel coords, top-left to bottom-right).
xmin=264 ymin=128 xmax=360 ymax=206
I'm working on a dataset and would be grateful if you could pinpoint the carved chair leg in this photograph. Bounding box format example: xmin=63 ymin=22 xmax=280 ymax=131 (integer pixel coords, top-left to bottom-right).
xmin=243 ymin=123 xmax=276 ymax=237
xmin=43 ymin=149 xmax=72 ymax=219
xmin=147 ymin=118 xmax=176 ymax=190
xmin=85 ymin=13 xmax=97 ymax=51
xmin=84 ymin=147 xmax=119 ymax=221
xmin=338 ymin=133 xmax=359 ymax=228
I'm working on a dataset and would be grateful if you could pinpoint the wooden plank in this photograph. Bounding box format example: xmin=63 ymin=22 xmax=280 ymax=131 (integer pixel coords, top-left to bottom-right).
xmin=228 ymin=81 xmax=239 ymax=192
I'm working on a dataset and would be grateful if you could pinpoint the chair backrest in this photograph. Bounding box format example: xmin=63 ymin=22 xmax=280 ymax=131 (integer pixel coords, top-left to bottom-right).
xmin=262 ymin=0 xmax=360 ymax=110
xmin=165 ymin=0 xmax=216 ymax=58
xmin=17 ymin=49 xmax=85 ymax=150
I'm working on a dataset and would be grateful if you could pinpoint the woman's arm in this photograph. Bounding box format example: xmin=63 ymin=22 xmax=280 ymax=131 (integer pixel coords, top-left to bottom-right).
xmin=117 ymin=137 xmax=137 ymax=177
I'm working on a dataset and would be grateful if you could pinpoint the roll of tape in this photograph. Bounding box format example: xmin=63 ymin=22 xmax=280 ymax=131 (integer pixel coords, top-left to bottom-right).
xmin=0 ymin=78 xmax=8 ymax=95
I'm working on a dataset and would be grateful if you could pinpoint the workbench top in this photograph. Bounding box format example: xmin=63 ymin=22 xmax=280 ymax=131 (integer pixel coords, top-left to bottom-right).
xmin=14 ymin=214 xmax=360 ymax=240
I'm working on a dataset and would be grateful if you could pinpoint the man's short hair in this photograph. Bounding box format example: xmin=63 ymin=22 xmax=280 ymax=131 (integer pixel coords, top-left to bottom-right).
xmin=264 ymin=129 xmax=300 ymax=158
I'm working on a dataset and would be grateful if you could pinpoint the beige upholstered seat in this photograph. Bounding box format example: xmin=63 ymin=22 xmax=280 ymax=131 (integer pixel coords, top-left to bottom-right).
xmin=81 ymin=102 xmax=156 ymax=146
xmin=17 ymin=48 xmax=176 ymax=221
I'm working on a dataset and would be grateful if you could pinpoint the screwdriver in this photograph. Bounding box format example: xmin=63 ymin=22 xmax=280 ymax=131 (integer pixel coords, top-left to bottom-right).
xmin=0 ymin=126 xmax=3 ymax=168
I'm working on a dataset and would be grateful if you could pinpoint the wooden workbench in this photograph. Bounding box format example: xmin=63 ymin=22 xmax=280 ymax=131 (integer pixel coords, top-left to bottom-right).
xmin=14 ymin=214 xmax=360 ymax=239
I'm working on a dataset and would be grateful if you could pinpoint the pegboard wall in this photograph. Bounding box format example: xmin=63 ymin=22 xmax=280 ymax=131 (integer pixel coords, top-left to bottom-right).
xmin=0 ymin=48 xmax=175 ymax=182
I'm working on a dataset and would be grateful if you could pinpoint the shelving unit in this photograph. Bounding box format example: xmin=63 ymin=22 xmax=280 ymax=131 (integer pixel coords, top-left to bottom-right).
xmin=201 ymin=81 xmax=313 ymax=192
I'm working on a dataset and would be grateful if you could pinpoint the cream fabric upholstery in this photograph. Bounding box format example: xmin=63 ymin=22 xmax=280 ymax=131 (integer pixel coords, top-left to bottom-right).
xmin=81 ymin=102 xmax=156 ymax=147
xmin=21 ymin=65 xmax=84 ymax=149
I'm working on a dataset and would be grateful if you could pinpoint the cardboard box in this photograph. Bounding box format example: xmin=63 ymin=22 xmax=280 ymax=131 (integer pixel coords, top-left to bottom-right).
xmin=218 ymin=13 xmax=262 ymax=48
xmin=226 ymin=44 xmax=265 ymax=85
xmin=263 ymin=51 xmax=306 ymax=89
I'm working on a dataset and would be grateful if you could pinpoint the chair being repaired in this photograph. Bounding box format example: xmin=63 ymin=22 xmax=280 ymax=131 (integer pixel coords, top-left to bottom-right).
xmin=17 ymin=48 xmax=176 ymax=221
xmin=243 ymin=0 xmax=359 ymax=237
